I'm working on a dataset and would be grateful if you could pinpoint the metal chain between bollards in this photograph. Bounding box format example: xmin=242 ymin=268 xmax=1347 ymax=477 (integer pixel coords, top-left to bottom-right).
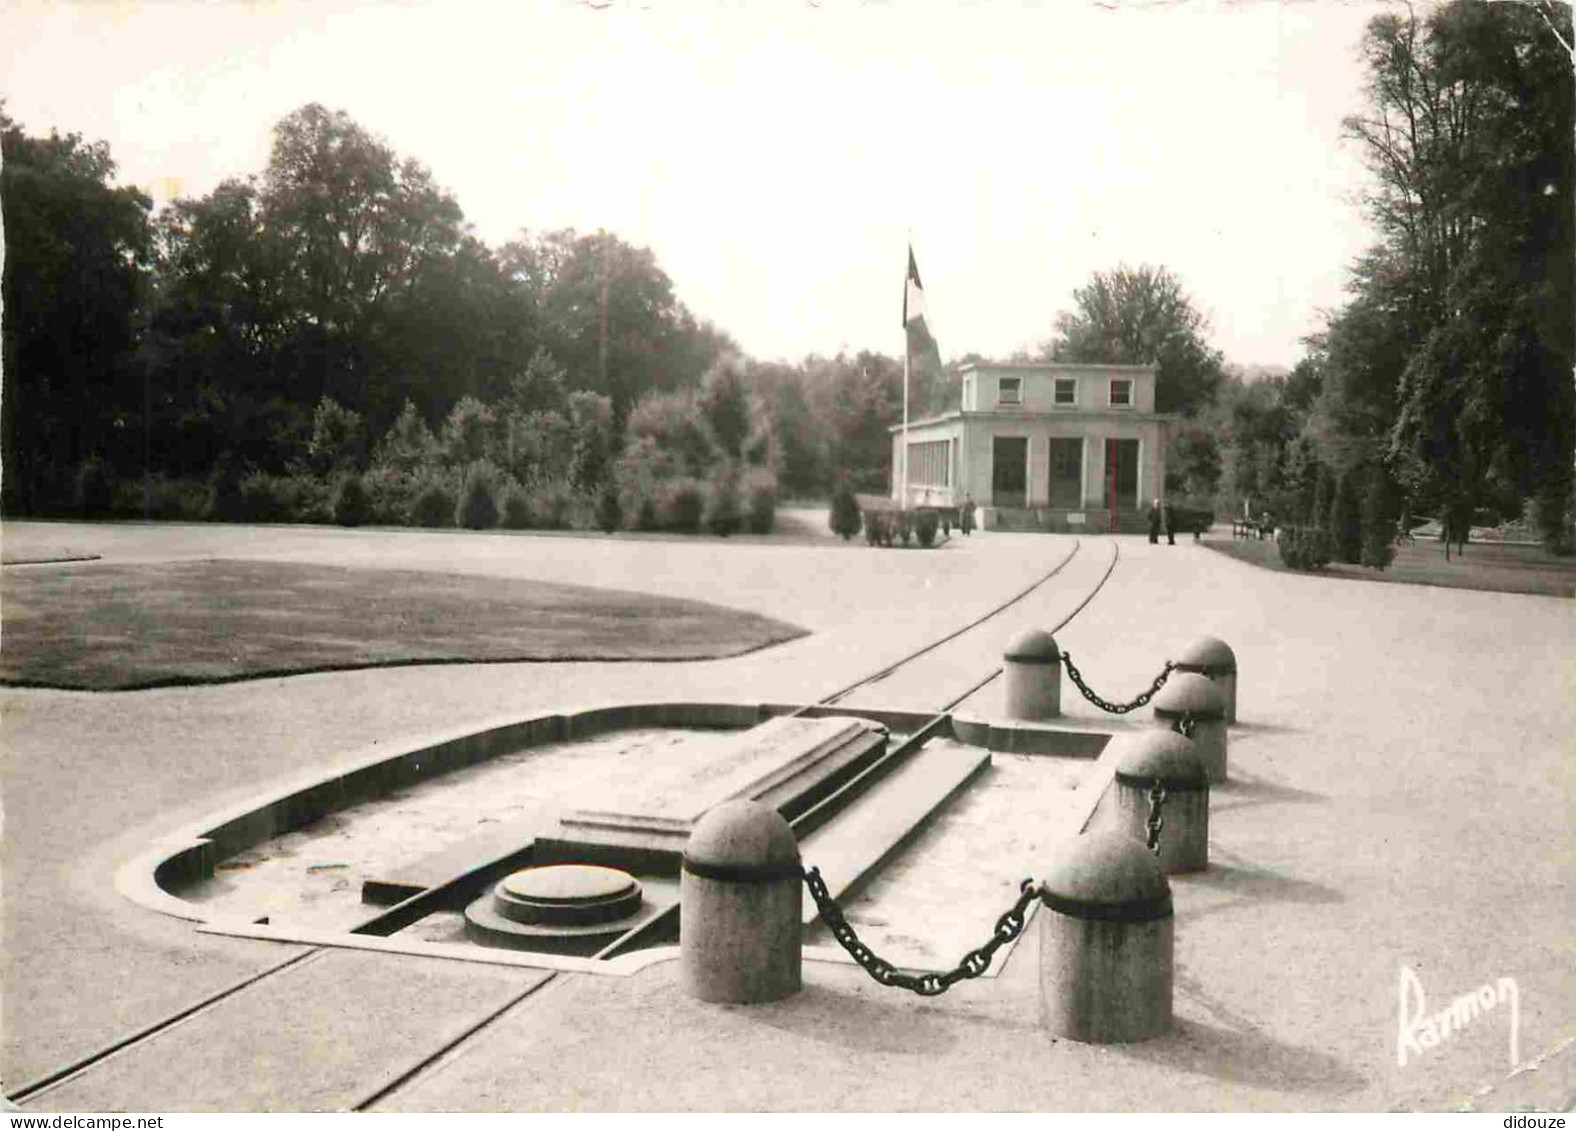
xmin=1061 ymin=654 xmax=1175 ymax=714
xmin=803 ymin=867 xmax=1039 ymax=997
xmin=1145 ymin=779 xmax=1167 ymax=857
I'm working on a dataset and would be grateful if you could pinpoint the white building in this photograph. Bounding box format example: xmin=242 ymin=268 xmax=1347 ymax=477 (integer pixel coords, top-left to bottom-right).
xmin=890 ymin=361 xmax=1174 ymax=532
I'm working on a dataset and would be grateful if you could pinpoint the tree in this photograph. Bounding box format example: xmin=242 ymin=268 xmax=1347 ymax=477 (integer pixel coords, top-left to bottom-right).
xmin=758 ymin=365 xmax=824 ymax=497
xmin=2 ymin=111 xmax=153 ymax=512
xmin=1338 ymin=3 xmax=1575 ymax=549
xmin=1332 ymin=472 xmax=1363 ymax=564
xmin=373 ymin=400 xmax=439 ymax=472
xmin=440 ymin=397 xmax=499 ymax=466
xmin=699 ymin=356 xmax=752 ymax=460
xmin=829 ymin=474 xmax=862 ymax=539
xmin=500 ymin=228 xmax=723 ymax=414
xmin=566 ymin=391 xmax=616 ymax=489
xmin=814 ymin=352 xmax=902 ymax=489
xmin=626 ymin=389 xmax=714 ymax=475
xmin=307 ymin=396 xmax=366 ymax=473
xmin=1043 ymin=265 xmax=1225 ymax=417
xmin=260 ymin=105 xmax=471 ymax=409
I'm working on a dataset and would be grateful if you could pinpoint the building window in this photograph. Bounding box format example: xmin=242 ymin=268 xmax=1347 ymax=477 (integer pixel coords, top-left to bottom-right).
xmin=1109 ymin=379 xmax=1132 ymax=407
xmin=907 ymin=439 xmax=951 ymax=488
xmin=1054 ymin=378 xmax=1077 ymax=406
xmin=998 ymin=377 xmax=1021 ymax=406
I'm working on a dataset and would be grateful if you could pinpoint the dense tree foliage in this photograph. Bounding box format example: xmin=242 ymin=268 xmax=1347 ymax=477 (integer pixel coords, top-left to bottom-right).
xmin=2 ymin=110 xmax=153 ymax=512
xmin=1192 ymin=1 xmax=1574 ymax=558
xmin=13 ymin=5 xmax=1566 ymax=553
xmin=1337 ymin=1 xmax=1574 ymax=549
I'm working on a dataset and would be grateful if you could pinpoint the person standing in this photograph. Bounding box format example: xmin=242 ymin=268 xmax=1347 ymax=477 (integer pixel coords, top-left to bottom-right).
xmin=961 ymin=495 xmax=976 ymax=536
xmin=1164 ymin=500 xmax=1176 ymax=546
xmin=1147 ymin=499 xmax=1161 ymax=544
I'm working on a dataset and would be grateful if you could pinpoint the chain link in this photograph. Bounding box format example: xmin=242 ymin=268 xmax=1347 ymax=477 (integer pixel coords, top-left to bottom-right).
xmin=1146 ymin=778 xmax=1167 ymax=856
xmin=803 ymin=867 xmax=1039 ymax=996
xmin=1061 ymin=654 xmax=1175 ymax=714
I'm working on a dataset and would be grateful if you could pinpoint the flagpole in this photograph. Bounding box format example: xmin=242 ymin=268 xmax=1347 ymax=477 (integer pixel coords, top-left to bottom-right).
xmin=901 ymin=234 xmax=911 ymax=511
xmin=902 ymin=328 xmax=910 ymax=511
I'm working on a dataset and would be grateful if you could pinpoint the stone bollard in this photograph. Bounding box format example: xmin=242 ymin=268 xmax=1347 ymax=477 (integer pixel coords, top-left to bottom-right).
xmin=1115 ymin=730 xmax=1210 ymax=874
xmin=1151 ymin=672 xmax=1229 ymax=784
xmin=680 ymin=799 xmax=803 ymax=1004
xmin=1003 ymin=628 xmax=1061 ymax=720
xmin=1172 ymin=636 xmax=1238 ymax=724
xmin=1039 ymin=830 xmax=1173 ymax=1043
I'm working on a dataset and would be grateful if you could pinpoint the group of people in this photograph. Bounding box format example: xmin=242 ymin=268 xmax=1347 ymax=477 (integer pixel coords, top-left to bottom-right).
xmin=1148 ymin=498 xmax=1177 ymax=545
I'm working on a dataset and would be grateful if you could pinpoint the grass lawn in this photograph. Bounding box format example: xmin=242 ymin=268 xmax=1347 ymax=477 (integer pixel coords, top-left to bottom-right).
xmin=0 ymin=559 xmax=808 ymax=691
xmin=1201 ymin=531 xmax=1576 ymax=598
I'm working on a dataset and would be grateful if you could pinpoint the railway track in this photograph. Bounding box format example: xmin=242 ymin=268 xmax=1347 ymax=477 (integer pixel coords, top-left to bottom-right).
xmin=8 ymin=537 xmax=1124 ymax=1112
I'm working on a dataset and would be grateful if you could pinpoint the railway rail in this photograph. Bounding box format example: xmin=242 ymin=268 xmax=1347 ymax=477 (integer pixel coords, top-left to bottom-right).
xmin=8 ymin=537 xmax=1124 ymax=1112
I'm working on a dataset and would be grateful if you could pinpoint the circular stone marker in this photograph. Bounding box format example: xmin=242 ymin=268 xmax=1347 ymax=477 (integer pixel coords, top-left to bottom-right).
xmin=493 ymin=864 xmax=643 ymax=927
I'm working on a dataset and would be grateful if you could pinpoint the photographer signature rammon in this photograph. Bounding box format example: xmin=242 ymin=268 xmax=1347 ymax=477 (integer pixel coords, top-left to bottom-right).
xmin=1398 ymin=965 xmax=1520 ymax=1069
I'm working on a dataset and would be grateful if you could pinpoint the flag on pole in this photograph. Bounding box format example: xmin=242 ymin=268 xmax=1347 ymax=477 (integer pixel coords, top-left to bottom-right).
xmin=903 ymin=246 xmax=926 ymax=330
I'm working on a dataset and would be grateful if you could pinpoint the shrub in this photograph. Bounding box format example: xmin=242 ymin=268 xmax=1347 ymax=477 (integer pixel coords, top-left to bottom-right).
xmin=332 ymin=472 xmax=372 ymax=527
xmin=1332 ymin=474 xmax=1362 ymax=563
xmin=1533 ymin=474 xmax=1575 ymax=555
xmin=500 ymin=481 xmax=534 ymax=529
xmin=613 ymin=437 xmax=670 ymax=531
xmin=914 ymin=509 xmax=940 ymax=548
xmin=743 ymin=468 xmax=777 ymax=534
xmin=1277 ymin=525 xmax=1332 ymax=571
xmin=1359 ymin=471 xmax=1396 ymax=570
xmin=864 ymin=510 xmax=890 ymax=547
xmin=409 ymin=475 xmax=457 ymax=528
xmin=893 ymin=509 xmax=914 ymax=546
xmin=705 ymin=468 xmax=742 ymax=536
xmin=441 ymin=397 xmax=500 ymax=467
xmin=74 ymin=459 xmax=116 ymax=518
xmin=457 ymin=462 xmax=500 ymax=530
xmin=206 ymin=461 xmax=244 ymax=522
xmin=530 ymin=478 xmax=573 ymax=530
xmin=627 ymin=488 xmax=659 ymax=531
xmin=362 ymin=466 xmax=418 ymax=525
xmin=236 ymin=472 xmax=326 ymax=523
xmin=596 ymin=484 xmax=622 ymax=534
xmin=308 ymin=396 xmax=366 ymax=473
xmin=659 ymin=477 xmax=705 ymax=533
xmin=830 ymin=479 xmax=862 ymax=540
xmin=115 ymin=475 xmax=212 ymax=520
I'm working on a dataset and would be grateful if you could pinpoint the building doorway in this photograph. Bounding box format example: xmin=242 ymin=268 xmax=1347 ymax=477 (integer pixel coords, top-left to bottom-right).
xmin=1047 ymin=437 xmax=1082 ymax=509
xmin=1104 ymin=438 xmax=1139 ymax=523
xmin=992 ymin=436 xmax=1027 ymax=507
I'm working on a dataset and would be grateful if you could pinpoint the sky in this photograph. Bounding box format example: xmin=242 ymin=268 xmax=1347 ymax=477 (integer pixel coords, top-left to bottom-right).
xmin=0 ymin=0 xmax=1403 ymax=371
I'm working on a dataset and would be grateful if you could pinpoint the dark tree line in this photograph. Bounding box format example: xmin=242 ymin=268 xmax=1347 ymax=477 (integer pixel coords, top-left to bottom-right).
xmin=1208 ymin=1 xmax=1575 ymax=555
xmin=1118 ymin=1 xmax=1574 ymax=560
xmin=9 ymin=0 xmax=1570 ymax=552
xmin=0 ymin=102 xmax=948 ymax=520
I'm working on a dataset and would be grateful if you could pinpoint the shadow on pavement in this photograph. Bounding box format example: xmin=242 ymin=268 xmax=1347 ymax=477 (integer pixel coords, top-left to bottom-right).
xmin=1210 ymin=771 xmax=1327 ymax=812
xmin=1119 ymin=1013 xmax=1369 ymax=1097
xmin=1226 ymin=720 xmax=1303 ymax=736
xmin=749 ymin=980 xmax=969 ymax=1057
xmin=1173 ymin=859 xmax=1344 ymax=909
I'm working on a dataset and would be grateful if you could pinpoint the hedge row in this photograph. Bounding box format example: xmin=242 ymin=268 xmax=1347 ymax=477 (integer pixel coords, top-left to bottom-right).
xmin=74 ymin=460 xmax=778 ymax=537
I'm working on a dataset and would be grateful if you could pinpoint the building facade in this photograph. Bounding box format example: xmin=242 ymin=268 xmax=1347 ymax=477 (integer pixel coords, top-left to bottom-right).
xmin=889 ymin=361 xmax=1172 ymax=531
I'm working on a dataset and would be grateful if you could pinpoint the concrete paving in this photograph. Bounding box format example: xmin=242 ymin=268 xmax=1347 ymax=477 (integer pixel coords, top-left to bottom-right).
xmin=2 ymin=518 xmax=1573 ymax=1111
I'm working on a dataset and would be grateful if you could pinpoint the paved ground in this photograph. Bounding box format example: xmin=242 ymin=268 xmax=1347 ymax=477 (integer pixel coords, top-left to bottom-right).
xmin=1 ymin=517 xmax=1572 ymax=1111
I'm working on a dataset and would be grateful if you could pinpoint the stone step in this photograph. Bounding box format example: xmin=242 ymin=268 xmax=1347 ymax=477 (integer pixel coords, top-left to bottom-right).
xmin=360 ymin=808 xmax=557 ymax=907
xmin=797 ymin=740 xmax=992 ymax=922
